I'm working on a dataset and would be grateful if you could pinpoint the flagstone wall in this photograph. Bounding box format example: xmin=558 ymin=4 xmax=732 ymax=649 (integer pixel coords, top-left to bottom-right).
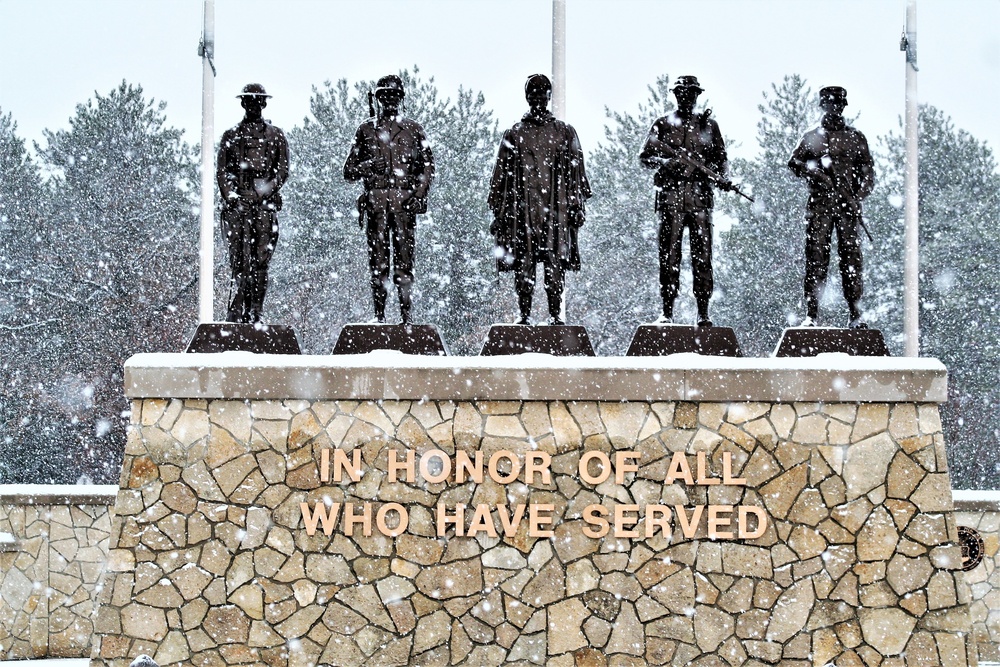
xmin=83 ymin=355 xmax=979 ymax=667
xmin=0 ymin=485 xmax=117 ymax=660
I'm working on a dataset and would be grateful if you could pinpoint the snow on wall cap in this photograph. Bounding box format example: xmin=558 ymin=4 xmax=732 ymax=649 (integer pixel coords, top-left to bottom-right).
xmin=953 ymin=489 xmax=1000 ymax=512
xmin=0 ymin=484 xmax=119 ymax=505
xmin=122 ymin=353 xmax=948 ymax=403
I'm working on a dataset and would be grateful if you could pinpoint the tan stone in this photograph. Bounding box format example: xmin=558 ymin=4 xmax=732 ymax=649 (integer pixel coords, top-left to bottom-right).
xmin=765 ymin=579 xmax=814 ymax=643
xmin=605 ymin=601 xmax=643 ymax=655
xmin=852 ymin=403 xmax=889 ymax=441
xmin=202 ymin=605 xmax=250 ymax=644
xmin=787 ymin=488 xmax=829 ymax=526
xmin=760 ymin=462 xmax=807 ymax=519
xmin=910 ymin=473 xmax=953 ymax=512
xmin=121 ymin=603 xmax=168 ymax=641
xmin=859 ymin=607 xmax=916 ymax=655
xmin=552 ymin=520 xmax=600 ymax=563
xmin=649 ymin=569 xmax=695 ymax=615
xmin=335 ymin=584 xmax=394 ymax=630
xmin=927 ymin=571 xmax=958 ymax=610
xmin=523 ymin=557 xmax=565 ymax=607
xmin=721 ymin=544 xmax=773 ymax=579
xmin=886 ymin=554 xmax=933 ymax=595
xmin=544 ymin=402 xmax=582 ymax=454
xmin=857 ymin=506 xmax=899 ymax=562
xmin=843 ymin=432 xmax=897 ymax=500
xmin=548 ymin=598 xmax=588 ymax=655
xmin=415 ymin=559 xmax=483 ymax=600
xmin=693 ymin=604 xmax=734 ymax=653
xmin=791 ymin=413 xmax=827 ymax=444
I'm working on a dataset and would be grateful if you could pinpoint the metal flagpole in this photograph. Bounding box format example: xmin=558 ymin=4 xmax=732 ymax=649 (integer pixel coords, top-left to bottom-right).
xmin=552 ymin=0 xmax=568 ymax=322
xmin=901 ymin=0 xmax=919 ymax=356
xmin=552 ymin=0 xmax=566 ymax=120
xmin=198 ymin=0 xmax=216 ymax=323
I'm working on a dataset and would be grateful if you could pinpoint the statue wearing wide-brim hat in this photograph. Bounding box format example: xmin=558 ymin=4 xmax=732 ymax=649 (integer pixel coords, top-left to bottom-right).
xmin=236 ymin=83 xmax=272 ymax=98
xmin=672 ymin=75 xmax=704 ymax=93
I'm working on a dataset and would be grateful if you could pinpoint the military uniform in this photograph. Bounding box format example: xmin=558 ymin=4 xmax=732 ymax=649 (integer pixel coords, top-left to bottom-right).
xmin=216 ymin=86 xmax=289 ymax=324
xmin=344 ymin=80 xmax=434 ymax=324
xmin=489 ymin=74 xmax=591 ymax=324
xmin=788 ymin=87 xmax=875 ymax=325
xmin=640 ymin=76 xmax=727 ymax=324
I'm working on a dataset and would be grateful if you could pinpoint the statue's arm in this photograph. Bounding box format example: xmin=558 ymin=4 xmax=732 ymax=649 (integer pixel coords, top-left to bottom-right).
xmin=414 ymin=128 xmax=435 ymax=198
xmin=216 ymin=132 xmax=237 ymax=204
xmin=343 ymin=126 xmax=373 ymax=182
xmin=273 ymin=129 xmax=290 ymax=191
xmin=639 ymin=121 xmax=666 ymax=169
xmin=854 ymin=133 xmax=876 ymax=200
xmin=487 ymin=131 xmax=515 ymax=215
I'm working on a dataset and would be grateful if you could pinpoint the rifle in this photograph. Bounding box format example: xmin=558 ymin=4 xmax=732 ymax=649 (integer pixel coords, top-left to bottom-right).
xmin=647 ymin=138 xmax=754 ymax=203
xmin=368 ymin=91 xmax=376 ymax=118
xmin=824 ymin=162 xmax=875 ymax=244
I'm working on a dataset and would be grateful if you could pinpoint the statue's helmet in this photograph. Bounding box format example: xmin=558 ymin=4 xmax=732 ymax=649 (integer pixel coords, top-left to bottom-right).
xmin=236 ymin=83 xmax=271 ymax=99
xmin=819 ymin=86 xmax=848 ymax=106
xmin=672 ymin=75 xmax=703 ymax=94
xmin=524 ymin=74 xmax=553 ymax=96
xmin=375 ymin=75 xmax=405 ymax=97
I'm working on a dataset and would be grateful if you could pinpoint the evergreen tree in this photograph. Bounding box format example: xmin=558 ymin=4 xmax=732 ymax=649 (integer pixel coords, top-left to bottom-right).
xmin=10 ymin=82 xmax=199 ymax=483
xmin=878 ymin=106 xmax=1000 ymax=488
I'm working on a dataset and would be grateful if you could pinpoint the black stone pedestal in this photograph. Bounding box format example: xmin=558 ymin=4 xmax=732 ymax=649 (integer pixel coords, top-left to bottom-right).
xmin=332 ymin=324 xmax=448 ymax=356
xmin=626 ymin=324 xmax=742 ymax=357
xmin=774 ymin=327 xmax=890 ymax=357
xmin=480 ymin=325 xmax=595 ymax=356
xmin=186 ymin=323 xmax=301 ymax=354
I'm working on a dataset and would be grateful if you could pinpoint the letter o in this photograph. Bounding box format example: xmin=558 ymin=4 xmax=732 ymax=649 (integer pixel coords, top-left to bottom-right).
xmin=579 ymin=451 xmax=612 ymax=485
xmin=376 ymin=503 xmax=409 ymax=537
xmin=489 ymin=450 xmax=521 ymax=484
xmin=419 ymin=449 xmax=452 ymax=484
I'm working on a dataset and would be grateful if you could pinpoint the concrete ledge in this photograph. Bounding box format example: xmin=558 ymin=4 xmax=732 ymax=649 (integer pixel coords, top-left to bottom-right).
xmin=953 ymin=490 xmax=1000 ymax=512
xmin=0 ymin=484 xmax=119 ymax=505
xmin=124 ymin=352 xmax=949 ymax=403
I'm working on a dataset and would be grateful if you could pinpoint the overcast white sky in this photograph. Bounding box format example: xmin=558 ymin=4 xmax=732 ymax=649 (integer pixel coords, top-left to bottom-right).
xmin=2 ymin=0 xmax=999 ymax=162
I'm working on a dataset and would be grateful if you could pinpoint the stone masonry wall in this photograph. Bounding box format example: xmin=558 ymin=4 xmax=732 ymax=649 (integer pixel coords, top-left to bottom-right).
xmin=956 ymin=499 xmax=1000 ymax=663
xmin=0 ymin=487 xmax=116 ymax=659
xmin=90 ymin=396 xmax=977 ymax=667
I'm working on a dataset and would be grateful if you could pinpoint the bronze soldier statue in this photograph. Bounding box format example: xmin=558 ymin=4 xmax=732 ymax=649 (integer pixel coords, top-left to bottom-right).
xmin=489 ymin=74 xmax=591 ymax=326
xmin=217 ymin=83 xmax=290 ymax=324
xmin=344 ymin=75 xmax=435 ymax=325
xmin=640 ymin=75 xmax=731 ymax=328
xmin=789 ymin=86 xmax=875 ymax=329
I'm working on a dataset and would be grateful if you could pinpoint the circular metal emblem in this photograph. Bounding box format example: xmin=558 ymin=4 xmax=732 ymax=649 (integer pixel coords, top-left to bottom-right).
xmin=958 ymin=525 xmax=985 ymax=572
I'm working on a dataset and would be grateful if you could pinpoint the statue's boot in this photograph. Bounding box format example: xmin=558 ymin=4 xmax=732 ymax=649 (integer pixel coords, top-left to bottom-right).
xmin=547 ymin=290 xmax=564 ymax=326
xmin=696 ymin=297 xmax=712 ymax=328
xmin=516 ymin=289 xmax=532 ymax=325
xmin=372 ymin=286 xmax=387 ymax=324
xmin=398 ymin=283 xmax=413 ymax=325
xmin=848 ymin=302 xmax=867 ymax=329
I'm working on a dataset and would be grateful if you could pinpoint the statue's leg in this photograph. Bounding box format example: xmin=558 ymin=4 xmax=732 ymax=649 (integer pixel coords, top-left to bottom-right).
xmin=367 ymin=209 xmax=390 ymax=323
xmin=391 ymin=213 xmax=416 ymax=325
xmin=514 ymin=254 xmax=535 ymax=325
xmin=804 ymin=211 xmax=833 ymax=321
xmin=248 ymin=208 xmax=278 ymax=323
xmin=224 ymin=209 xmax=249 ymax=323
xmin=658 ymin=207 xmax=684 ymax=318
xmin=835 ymin=213 xmax=864 ymax=323
xmin=689 ymin=209 xmax=714 ymax=324
xmin=543 ymin=261 xmax=566 ymax=324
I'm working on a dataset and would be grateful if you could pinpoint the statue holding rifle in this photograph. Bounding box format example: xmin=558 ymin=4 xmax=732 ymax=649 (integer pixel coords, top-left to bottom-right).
xmin=344 ymin=74 xmax=435 ymax=325
xmin=788 ymin=86 xmax=875 ymax=329
xmin=640 ymin=75 xmax=747 ymax=328
xmin=217 ymin=84 xmax=290 ymax=324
